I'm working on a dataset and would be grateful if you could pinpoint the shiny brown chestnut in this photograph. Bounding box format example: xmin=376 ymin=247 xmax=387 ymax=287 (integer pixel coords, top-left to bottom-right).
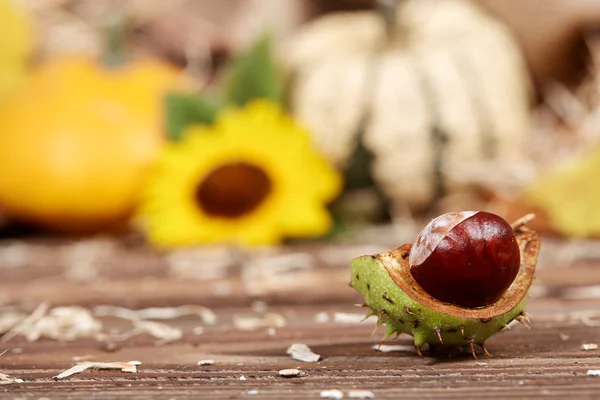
xmin=409 ymin=211 xmax=521 ymax=308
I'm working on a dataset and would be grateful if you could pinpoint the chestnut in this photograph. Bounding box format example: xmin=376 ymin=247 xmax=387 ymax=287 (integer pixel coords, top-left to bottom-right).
xmin=409 ymin=211 xmax=521 ymax=308
xmin=350 ymin=212 xmax=539 ymax=359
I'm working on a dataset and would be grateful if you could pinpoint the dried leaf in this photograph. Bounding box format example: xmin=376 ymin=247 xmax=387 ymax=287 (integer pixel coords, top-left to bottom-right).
xmin=524 ymin=146 xmax=600 ymax=237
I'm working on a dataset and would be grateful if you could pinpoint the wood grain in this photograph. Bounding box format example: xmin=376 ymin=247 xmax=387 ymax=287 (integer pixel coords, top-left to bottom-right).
xmin=0 ymin=237 xmax=599 ymax=399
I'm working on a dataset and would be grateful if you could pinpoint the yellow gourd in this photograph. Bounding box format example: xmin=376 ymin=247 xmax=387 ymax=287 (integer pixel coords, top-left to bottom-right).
xmin=0 ymin=0 xmax=31 ymax=97
xmin=0 ymin=57 xmax=186 ymax=233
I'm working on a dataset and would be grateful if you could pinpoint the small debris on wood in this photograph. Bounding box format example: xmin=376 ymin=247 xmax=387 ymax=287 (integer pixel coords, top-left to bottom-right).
xmin=348 ymin=390 xmax=375 ymax=399
xmin=193 ymin=326 xmax=204 ymax=335
xmin=3 ymin=304 xmax=103 ymax=343
xmin=134 ymin=320 xmax=182 ymax=344
xmin=559 ymin=332 xmax=570 ymax=341
xmin=1 ymin=302 xmax=50 ymax=342
xmin=372 ymin=344 xmax=415 ymax=353
xmin=233 ymin=313 xmax=286 ymax=331
xmin=333 ymin=312 xmax=375 ymax=325
xmin=166 ymin=247 xmax=235 ymax=281
xmin=212 ymin=281 xmax=233 ymax=296
xmin=287 ymin=343 xmax=321 ymax=362
xmin=314 ymin=312 xmax=330 ymax=323
xmin=0 ymin=372 xmax=22 ymax=385
xmin=278 ymin=368 xmax=301 ymax=377
xmin=247 ymin=389 xmax=259 ymax=395
xmin=198 ymin=359 xmax=215 ymax=366
xmin=561 ymin=285 xmax=600 ymax=300
xmin=320 ymin=389 xmax=344 ymax=399
xmin=242 ymin=252 xmax=315 ymax=296
xmin=587 ymin=370 xmax=600 ymax=377
xmin=93 ymin=305 xmax=217 ymax=325
xmin=581 ymin=343 xmax=599 ymax=351
xmin=72 ymin=355 xmax=95 ymax=362
xmin=0 ymin=312 xmax=28 ymax=336
xmin=251 ymin=300 xmax=268 ymax=313
xmin=101 ymin=342 xmax=120 ymax=353
xmin=267 ymin=328 xmax=277 ymax=336
xmin=54 ymin=361 xmax=141 ymax=379
xmin=239 ymin=375 xmax=247 ymax=380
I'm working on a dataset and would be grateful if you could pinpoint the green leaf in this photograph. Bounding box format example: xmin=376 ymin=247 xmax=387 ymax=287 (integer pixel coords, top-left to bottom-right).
xmin=223 ymin=33 xmax=283 ymax=106
xmin=164 ymin=92 xmax=221 ymax=141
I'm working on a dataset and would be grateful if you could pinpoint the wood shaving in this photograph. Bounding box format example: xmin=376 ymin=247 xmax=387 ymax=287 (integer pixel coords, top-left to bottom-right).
xmin=166 ymin=247 xmax=236 ymax=281
xmin=0 ymin=372 xmax=22 ymax=385
xmin=242 ymin=252 xmax=315 ymax=296
xmin=0 ymin=312 xmax=27 ymax=335
xmin=348 ymin=390 xmax=375 ymax=399
xmin=1 ymin=302 xmax=50 ymax=342
xmin=320 ymin=389 xmax=344 ymax=399
xmin=287 ymin=343 xmax=321 ymax=362
xmin=197 ymin=359 xmax=215 ymax=366
xmin=97 ymin=320 xmax=182 ymax=345
xmin=193 ymin=326 xmax=204 ymax=335
xmin=314 ymin=312 xmax=330 ymax=323
xmin=2 ymin=304 xmax=104 ymax=343
xmin=93 ymin=305 xmax=216 ymax=325
xmin=587 ymin=370 xmax=600 ymax=376
xmin=569 ymin=310 xmax=600 ymax=327
xmin=62 ymin=239 xmax=114 ymax=282
xmin=333 ymin=312 xmax=375 ymax=325
xmin=278 ymin=368 xmax=300 ymax=377
xmin=581 ymin=343 xmax=599 ymax=351
xmin=372 ymin=344 xmax=415 ymax=353
xmin=561 ymin=285 xmax=600 ymax=300
xmin=133 ymin=320 xmax=182 ymax=344
xmin=211 ymin=281 xmax=233 ymax=296
xmin=54 ymin=361 xmax=141 ymax=379
xmin=25 ymin=306 xmax=102 ymax=342
xmin=233 ymin=313 xmax=286 ymax=331
xmin=251 ymin=301 xmax=268 ymax=313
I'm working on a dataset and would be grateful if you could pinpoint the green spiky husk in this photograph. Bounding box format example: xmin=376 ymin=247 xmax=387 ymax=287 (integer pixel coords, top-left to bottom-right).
xmin=350 ymin=255 xmax=525 ymax=348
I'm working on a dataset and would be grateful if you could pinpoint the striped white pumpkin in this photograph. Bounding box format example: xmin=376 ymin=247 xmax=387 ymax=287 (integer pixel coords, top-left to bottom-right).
xmin=282 ymin=0 xmax=532 ymax=211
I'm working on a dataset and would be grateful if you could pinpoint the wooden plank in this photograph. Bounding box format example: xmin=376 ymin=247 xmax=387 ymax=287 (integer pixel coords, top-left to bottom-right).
xmin=1 ymin=238 xmax=600 ymax=398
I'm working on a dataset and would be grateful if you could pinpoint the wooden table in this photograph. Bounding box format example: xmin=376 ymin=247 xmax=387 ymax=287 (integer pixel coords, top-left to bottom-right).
xmin=1 ymin=235 xmax=599 ymax=399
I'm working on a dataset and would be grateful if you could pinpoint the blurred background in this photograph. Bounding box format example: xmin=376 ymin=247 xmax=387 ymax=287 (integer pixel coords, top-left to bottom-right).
xmin=1 ymin=0 xmax=600 ymax=246
xmin=2 ymin=1 xmax=600 ymax=385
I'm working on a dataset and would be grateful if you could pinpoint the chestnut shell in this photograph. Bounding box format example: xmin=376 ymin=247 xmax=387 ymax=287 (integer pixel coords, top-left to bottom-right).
xmin=409 ymin=211 xmax=520 ymax=308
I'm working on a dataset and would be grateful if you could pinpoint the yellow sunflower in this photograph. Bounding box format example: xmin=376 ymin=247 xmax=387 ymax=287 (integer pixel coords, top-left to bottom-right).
xmin=138 ymin=100 xmax=342 ymax=246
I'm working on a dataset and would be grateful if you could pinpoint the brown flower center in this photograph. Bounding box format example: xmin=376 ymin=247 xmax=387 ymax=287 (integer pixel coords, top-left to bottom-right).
xmin=195 ymin=162 xmax=272 ymax=218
